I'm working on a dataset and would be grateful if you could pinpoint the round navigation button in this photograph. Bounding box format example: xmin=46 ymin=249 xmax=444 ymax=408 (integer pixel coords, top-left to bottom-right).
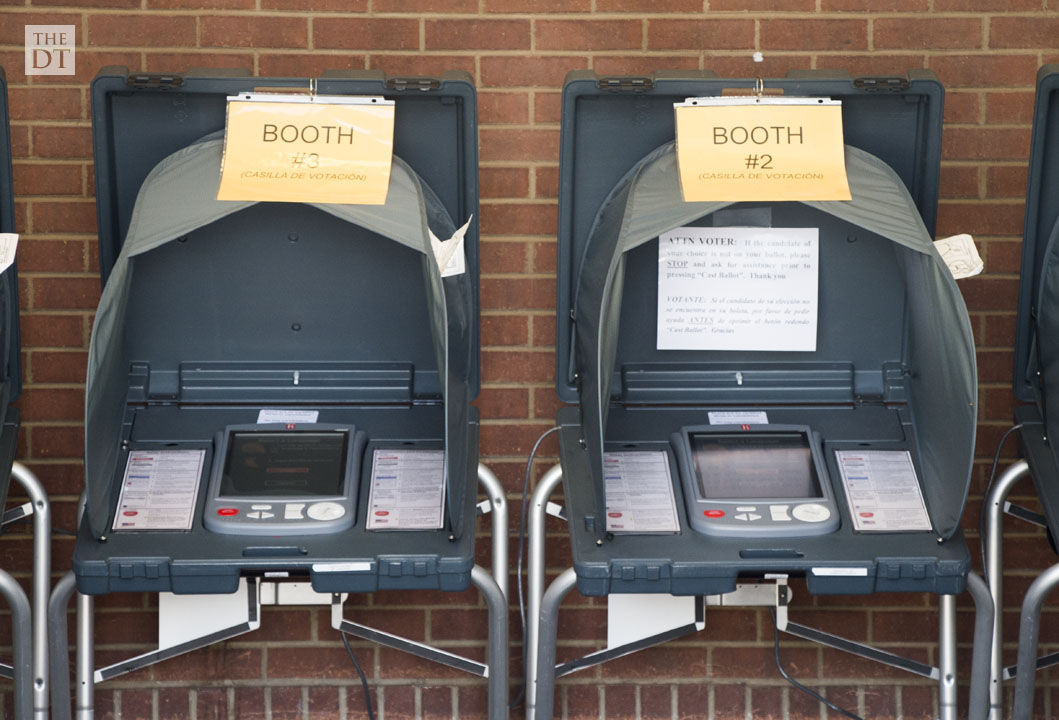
xmin=704 ymin=509 xmax=725 ymax=518
xmin=307 ymin=501 xmax=346 ymax=521
xmin=217 ymin=508 xmax=239 ymax=516
xmin=791 ymin=503 xmax=832 ymax=523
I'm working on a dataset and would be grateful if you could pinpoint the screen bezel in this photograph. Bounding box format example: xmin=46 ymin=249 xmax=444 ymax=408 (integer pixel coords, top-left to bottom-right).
xmin=687 ymin=429 xmax=823 ymax=501
xmin=219 ymin=429 xmax=351 ymax=499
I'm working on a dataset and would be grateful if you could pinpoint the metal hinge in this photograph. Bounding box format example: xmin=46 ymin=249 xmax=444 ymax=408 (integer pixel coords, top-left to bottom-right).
xmin=853 ymin=76 xmax=910 ymax=93
xmin=125 ymin=73 xmax=184 ymax=89
xmin=598 ymin=76 xmax=654 ymax=93
xmin=386 ymin=77 xmax=441 ymax=91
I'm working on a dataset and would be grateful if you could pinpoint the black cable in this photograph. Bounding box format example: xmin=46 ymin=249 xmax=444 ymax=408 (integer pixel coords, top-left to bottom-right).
xmin=510 ymin=425 xmax=561 ymax=709
xmin=342 ymin=631 xmax=376 ymax=720
xmin=978 ymin=422 xmax=1024 ymax=581
xmin=770 ymin=609 xmax=863 ymax=720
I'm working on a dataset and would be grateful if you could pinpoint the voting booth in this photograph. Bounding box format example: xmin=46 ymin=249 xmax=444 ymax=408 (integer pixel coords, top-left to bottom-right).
xmin=49 ymin=67 xmax=506 ymax=719
xmin=0 ymin=67 xmax=51 ymax=720
xmin=527 ymin=70 xmax=992 ymax=720
xmin=983 ymin=64 xmax=1059 ymax=720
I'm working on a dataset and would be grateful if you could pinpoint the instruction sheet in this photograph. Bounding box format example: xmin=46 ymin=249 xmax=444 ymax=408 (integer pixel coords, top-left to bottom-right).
xmin=112 ymin=449 xmax=206 ymax=531
xmin=366 ymin=449 xmax=446 ymax=530
xmin=657 ymin=226 xmax=818 ymax=352
xmin=835 ymin=450 xmax=932 ymax=532
xmin=604 ymin=451 xmax=680 ymax=533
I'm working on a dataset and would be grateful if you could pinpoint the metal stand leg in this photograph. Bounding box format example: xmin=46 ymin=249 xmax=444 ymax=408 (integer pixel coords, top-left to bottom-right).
xmin=470 ymin=565 xmax=509 ymax=720
xmin=0 ymin=567 xmax=32 ymax=719
xmin=525 ymin=465 xmax=563 ymax=720
xmin=478 ymin=464 xmax=508 ymax=601
xmin=966 ymin=572 xmax=995 ymax=720
xmin=10 ymin=463 xmax=50 ymax=720
xmin=939 ymin=594 xmax=957 ymax=720
xmin=1012 ymin=562 xmax=1059 ymax=720
xmin=76 ymin=592 xmax=93 ymax=720
xmin=984 ymin=459 xmax=1029 ymax=720
xmin=47 ymin=572 xmax=76 ymax=720
xmin=532 ymin=568 xmax=576 ymax=720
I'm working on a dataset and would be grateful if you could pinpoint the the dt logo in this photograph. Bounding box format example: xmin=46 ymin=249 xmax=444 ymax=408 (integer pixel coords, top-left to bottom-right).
xmin=24 ymin=25 xmax=76 ymax=76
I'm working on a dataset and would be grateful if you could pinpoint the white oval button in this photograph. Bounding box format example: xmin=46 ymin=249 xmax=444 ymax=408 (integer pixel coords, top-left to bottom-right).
xmin=307 ymin=501 xmax=346 ymax=521
xmin=791 ymin=503 xmax=831 ymax=523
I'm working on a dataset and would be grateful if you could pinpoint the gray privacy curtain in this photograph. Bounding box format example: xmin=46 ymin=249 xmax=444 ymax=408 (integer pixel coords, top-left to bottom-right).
xmin=574 ymin=142 xmax=976 ymax=540
xmin=85 ymin=134 xmax=474 ymax=539
xmin=1033 ymin=217 xmax=1059 ymax=476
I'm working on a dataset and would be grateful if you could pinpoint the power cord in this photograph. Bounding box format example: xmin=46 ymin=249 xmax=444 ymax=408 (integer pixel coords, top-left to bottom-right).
xmin=342 ymin=631 xmax=376 ymax=720
xmin=769 ymin=609 xmax=863 ymax=720
xmin=978 ymin=422 xmax=1024 ymax=580
xmin=510 ymin=425 xmax=561 ymax=709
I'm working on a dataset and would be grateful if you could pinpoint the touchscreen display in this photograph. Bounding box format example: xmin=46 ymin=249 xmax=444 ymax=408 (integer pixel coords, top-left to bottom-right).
xmin=690 ymin=431 xmax=821 ymax=500
xmin=220 ymin=431 xmax=348 ymax=497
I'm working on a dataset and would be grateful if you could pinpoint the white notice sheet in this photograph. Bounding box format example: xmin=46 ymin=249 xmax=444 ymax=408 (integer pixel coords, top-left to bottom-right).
xmin=604 ymin=451 xmax=680 ymax=533
xmin=112 ymin=449 xmax=206 ymax=531
xmin=835 ymin=450 xmax=932 ymax=532
xmin=657 ymin=226 xmax=818 ymax=351
xmin=367 ymin=449 xmax=446 ymax=530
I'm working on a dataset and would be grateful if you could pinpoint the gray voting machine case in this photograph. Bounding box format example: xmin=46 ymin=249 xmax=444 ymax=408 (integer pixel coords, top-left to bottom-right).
xmin=74 ymin=68 xmax=479 ymax=595
xmin=0 ymin=69 xmax=21 ymax=510
xmin=556 ymin=70 xmax=976 ymax=596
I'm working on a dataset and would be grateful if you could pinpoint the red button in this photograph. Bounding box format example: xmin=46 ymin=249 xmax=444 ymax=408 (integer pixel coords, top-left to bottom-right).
xmin=217 ymin=508 xmax=239 ymax=516
xmin=704 ymin=509 xmax=725 ymax=518
xmin=607 ymin=512 xmax=622 ymax=518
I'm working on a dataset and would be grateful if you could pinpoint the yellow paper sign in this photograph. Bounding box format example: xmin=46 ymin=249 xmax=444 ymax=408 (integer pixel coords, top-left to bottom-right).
xmin=217 ymin=93 xmax=395 ymax=205
xmin=675 ymin=98 xmax=851 ymax=202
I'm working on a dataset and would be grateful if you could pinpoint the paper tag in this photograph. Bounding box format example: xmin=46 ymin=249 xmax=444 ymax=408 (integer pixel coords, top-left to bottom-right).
xmin=366 ymin=449 xmax=446 ymax=530
xmin=657 ymin=226 xmax=819 ymax=352
xmin=430 ymin=215 xmax=472 ymax=278
xmin=217 ymin=93 xmax=395 ymax=205
xmin=256 ymin=408 xmax=320 ymax=424
xmin=112 ymin=449 xmax=206 ymax=531
xmin=933 ymin=233 xmax=983 ymax=279
xmin=603 ymin=451 xmax=680 ymax=533
xmin=708 ymin=411 xmax=769 ymax=425
xmin=0 ymin=234 xmax=17 ymax=275
xmin=674 ymin=97 xmax=851 ymax=202
xmin=836 ymin=450 xmax=932 ymax=532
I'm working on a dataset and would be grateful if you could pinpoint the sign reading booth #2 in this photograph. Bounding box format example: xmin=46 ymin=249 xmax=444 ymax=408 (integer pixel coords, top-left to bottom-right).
xmin=218 ymin=93 xmax=395 ymax=205
xmin=674 ymin=96 xmax=851 ymax=202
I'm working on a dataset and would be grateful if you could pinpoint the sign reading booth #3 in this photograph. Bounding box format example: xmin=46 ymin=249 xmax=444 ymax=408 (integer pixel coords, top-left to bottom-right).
xmin=675 ymin=97 xmax=851 ymax=202
xmin=218 ymin=93 xmax=395 ymax=205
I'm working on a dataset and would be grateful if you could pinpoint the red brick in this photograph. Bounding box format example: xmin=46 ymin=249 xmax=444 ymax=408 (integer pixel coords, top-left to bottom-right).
xmin=929 ymin=54 xmax=1039 ymax=88
xmin=750 ymin=686 xmax=784 ymax=719
xmin=479 ymin=92 xmax=530 ymax=125
xmin=593 ymin=55 xmax=700 ymax=78
xmin=87 ymin=14 xmax=197 ymax=47
xmin=31 ymin=51 xmax=145 ymax=86
xmin=712 ymin=0 xmax=811 ymax=7
xmin=30 ymin=276 xmax=100 ymax=311
xmin=936 ymin=0 xmax=1038 ymax=7
xmin=30 ymin=200 xmax=97 ymax=234
xmin=262 ymin=0 xmax=367 ymax=8
xmin=201 ymin=16 xmax=309 ymax=49
xmin=480 ymin=421 xmax=556 ymax=456
xmin=599 ymin=0 xmax=700 ymax=8
xmin=987 ymin=162 xmax=1030 ymax=198
xmin=648 ymin=19 xmax=753 ymax=51
xmin=376 ymin=0 xmax=471 ymax=9
xmin=761 ymin=19 xmax=868 ymax=50
xmin=31 ymin=126 xmax=92 ymax=160
xmin=936 ymin=201 xmax=1023 ymax=237
xmin=677 ymin=684 xmax=711 ymax=719
xmin=564 ymin=684 xmax=600 ymax=720
xmin=480 ymin=55 xmax=588 ymax=89
xmin=370 ymin=54 xmax=476 ymax=77
xmin=984 ymin=313 xmax=1017 ymax=347
xmin=536 ymin=20 xmax=641 ymax=51
xmin=482 ymin=277 xmax=554 ymax=310
xmin=257 ymin=53 xmax=367 ymax=77
xmin=421 ymin=686 xmax=453 ymax=720
xmin=710 ymin=684 xmax=745 ymax=719
xmin=985 ymin=90 xmax=1036 ymax=125
xmin=707 ymin=55 xmax=815 ymax=79
xmin=939 ymin=164 xmax=979 ymax=199
xmin=480 ymin=202 xmax=557 ymax=236
xmin=481 ymin=349 xmax=553 ymax=383
xmin=27 ymin=425 xmax=83 ymax=458
xmin=823 ymin=0 xmax=927 ymax=8
xmin=481 ymin=314 xmax=528 ymax=345
xmin=984 ymin=238 xmax=1023 ymax=274
xmin=8 ymin=88 xmax=82 ymax=122
xmin=314 ymin=18 xmax=419 ymax=51
xmin=474 ymin=387 xmax=529 ymax=418
xmin=534 ymin=90 xmax=563 ymax=124
xmin=13 ymin=163 xmax=82 ymax=197
xmin=0 ymin=12 xmax=82 ymax=45
xmin=943 ymin=91 xmax=981 ymax=124
xmin=480 ymin=240 xmax=528 ymax=273
xmin=151 ymin=0 xmax=255 ymax=7
xmin=533 ymin=387 xmax=567 ymax=419
xmin=18 ymin=388 xmax=82 ymax=421
xmin=144 ymin=51 xmax=255 ymax=72
xmin=153 ymin=646 xmax=263 ymax=681
xmin=991 ymin=16 xmax=1059 ymax=48
xmin=535 ymin=166 xmax=559 ymax=199
xmin=943 ymin=127 xmax=1030 ymax=161
xmin=531 ymin=313 xmax=556 ymax=347
xmin=875 ymin=17 xmax=982 ymax=49
xmin=425 ymin=19 xmax=530 ymax=50
xmin=604 ymin=684 xmax=636 ymax=719
xmin=19 ymin=314 xmax=85 ymax=348
xmin=17 ymin=238 xmax=87 ymax=273
xmin=480 ymin=167 xmax=529 ymax=199
xmin=485 ymin=0 xmax=589 ymax=10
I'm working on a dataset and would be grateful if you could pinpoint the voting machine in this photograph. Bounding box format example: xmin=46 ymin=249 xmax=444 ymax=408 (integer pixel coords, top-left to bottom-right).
xmin=528 ymin=70 xmax=992 ymax=720
xmin=983 ymin=65 xmax=1059 ymax=720
xmin=52 ymin=67 xmax=506 ymax=720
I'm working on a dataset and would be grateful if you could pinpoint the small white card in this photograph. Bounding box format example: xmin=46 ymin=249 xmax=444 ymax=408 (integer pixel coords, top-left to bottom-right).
xmin=708 ymin=410 xmax=769 ymax=425
xmin=835 ymin=450 xmax=931 ymax=532
xmin=657 ymin=226 xmax=819 ymax=352
xmin=366 ymin=449 xmax=446 ymax=530
xmin=112 ymin=449 xmax=206 ymax=531
xmin=603 ymin=451 xmax=680 ymax=534
xmin=0 ymin=234 xmax=18 ymax=275
xmin=933 ymin=233 xmax=983 ymax=279
xmin=256 ymin=408 xmax=320 ymax=424
xmin=430 ymin=216 xmax=472 ymax=278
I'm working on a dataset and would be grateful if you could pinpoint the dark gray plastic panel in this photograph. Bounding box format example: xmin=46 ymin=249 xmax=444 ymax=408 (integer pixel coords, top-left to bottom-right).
xmin=0 ymin=68 xmax=21 ymax=405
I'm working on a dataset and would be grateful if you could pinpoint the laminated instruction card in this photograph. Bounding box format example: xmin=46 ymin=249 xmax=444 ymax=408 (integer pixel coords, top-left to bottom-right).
xmin=366 ymin=449 xmax=446 ymax=530
xmin=112 ymin=449 xmax=206 ymax=531
xmin=835 ymin=450 xmax=932 ymax=532
xmin=603 ymin=451 xmax=680 ymax=533
xmin=657 ymin=226 xmax=818 ymax=352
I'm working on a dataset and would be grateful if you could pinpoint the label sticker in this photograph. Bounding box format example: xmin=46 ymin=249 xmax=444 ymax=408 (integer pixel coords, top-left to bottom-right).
xmin=366 ymin=449 xmax=446 ymax=530
xmin=604 ymin=451 xmax=680 ymax=534
xmin=112 ymin=449 xmax=206 ymax=531
xmin=256 ymin=408 xmax=320 ymax=424
xmin=836 ymin=450 xmax=931 ymax=532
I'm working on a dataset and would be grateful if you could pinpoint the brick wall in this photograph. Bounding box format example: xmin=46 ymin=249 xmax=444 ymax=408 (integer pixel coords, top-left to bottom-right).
xmin=0 ymin=1 xmax=1056 ymax=718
